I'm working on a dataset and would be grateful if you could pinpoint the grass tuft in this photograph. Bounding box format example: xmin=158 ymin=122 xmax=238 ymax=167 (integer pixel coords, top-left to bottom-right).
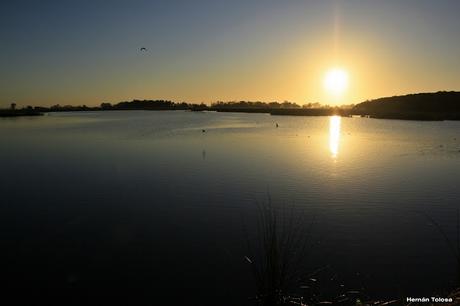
xmin=244 ymin=199 xmax=315 ymax=306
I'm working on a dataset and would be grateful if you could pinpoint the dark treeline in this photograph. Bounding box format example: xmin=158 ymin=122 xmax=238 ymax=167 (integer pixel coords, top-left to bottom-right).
xmin=353 ymin=91 xmax=460 ymax=120
xmin=3 ymin=92 xmax=460 ymax=120
xmin=49 ymin=100 xmax=205 ymax=111
xmin=1 ymin=99 xmax=313 ymax=115
xmin=211 ymin=100 xmax=301 ymax=109
xmin=271 ymin=107 xmax=351 ymax=116
xmin=0 ymin=103 xmax=44 ymax=117
xmin=105 ymin=99 xmax=198 ymax=110
xmin=0 ymin=100 xmax=207 ymax=116
xmin=210 ymin=100 xmax=300 ymax=114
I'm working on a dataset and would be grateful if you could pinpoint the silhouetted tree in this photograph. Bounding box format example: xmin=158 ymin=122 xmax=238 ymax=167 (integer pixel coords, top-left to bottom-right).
xmin=100 ymin=103 xmax=112 ymax=110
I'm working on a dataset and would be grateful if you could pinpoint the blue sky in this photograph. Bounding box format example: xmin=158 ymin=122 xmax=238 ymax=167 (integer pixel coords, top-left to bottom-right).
xmin=1 ymin=0 xmax=460 ymax=106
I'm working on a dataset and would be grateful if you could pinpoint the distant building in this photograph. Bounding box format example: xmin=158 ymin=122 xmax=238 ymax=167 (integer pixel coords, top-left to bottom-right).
xmin=11 ymin=102 xmax=16 ymax=110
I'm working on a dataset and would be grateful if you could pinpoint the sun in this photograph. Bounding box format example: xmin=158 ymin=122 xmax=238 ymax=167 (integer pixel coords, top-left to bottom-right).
xmin=324 ymin=68 xmax=349 ymax=95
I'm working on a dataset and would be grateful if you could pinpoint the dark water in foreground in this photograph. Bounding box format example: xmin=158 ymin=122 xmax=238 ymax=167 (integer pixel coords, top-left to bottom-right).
xmin=1 ymin=111 xmax=460 ymax=305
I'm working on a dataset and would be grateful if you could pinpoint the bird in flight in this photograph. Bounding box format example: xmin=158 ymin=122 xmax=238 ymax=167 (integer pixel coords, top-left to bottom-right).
xmin=140 ymin=47 xmax=147 ymax=52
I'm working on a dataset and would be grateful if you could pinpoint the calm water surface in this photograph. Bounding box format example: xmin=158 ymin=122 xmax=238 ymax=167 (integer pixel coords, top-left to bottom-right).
xmin=1 ymin=111 xmax=460 ymax=305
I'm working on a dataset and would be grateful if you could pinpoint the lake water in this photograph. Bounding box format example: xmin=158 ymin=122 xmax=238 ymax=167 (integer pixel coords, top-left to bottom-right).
xmin=1 ymin=111 xmax=460 ymax=305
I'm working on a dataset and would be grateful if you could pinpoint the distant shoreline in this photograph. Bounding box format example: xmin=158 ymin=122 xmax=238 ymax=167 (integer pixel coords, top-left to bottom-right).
xmin=2 ymin=108 xmax=455 ymax=121
xmin=0 ymin=110 xmax=44 ymax=117
xmin=0 ymin=107 xmax=455 ymax=121
xmin=3 ymin=91 xmax=460 ymax=121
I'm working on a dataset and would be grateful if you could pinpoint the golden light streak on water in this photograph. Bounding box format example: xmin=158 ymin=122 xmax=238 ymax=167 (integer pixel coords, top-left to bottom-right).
xmin=329 ymin=115 xmax=341 ymax=158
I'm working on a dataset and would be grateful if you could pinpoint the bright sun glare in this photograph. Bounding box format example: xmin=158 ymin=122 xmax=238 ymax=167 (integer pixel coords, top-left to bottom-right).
xmin=324 ymin=68 xmax=349 ymax=95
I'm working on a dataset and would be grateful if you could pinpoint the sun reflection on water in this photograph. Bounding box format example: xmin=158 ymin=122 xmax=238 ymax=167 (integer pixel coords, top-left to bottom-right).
xmin=329 ymin=116 xmax=341 ymax=158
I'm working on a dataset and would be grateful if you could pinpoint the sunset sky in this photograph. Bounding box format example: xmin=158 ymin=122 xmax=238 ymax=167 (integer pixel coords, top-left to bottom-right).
xmin=1 ymin=0 xmax=460 ymax=107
